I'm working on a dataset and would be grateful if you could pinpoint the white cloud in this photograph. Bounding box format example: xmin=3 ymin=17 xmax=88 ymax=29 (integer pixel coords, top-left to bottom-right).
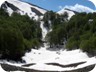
xmin=63 ymin=4 xmax=95 ymax=13
xmin=89 ymin=0 xmax=96 ymax=7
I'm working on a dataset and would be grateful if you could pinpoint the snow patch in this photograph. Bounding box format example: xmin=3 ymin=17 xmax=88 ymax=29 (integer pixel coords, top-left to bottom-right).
xmin=58 ymin=9 xmax=75 ymax=20
xmin=1 ymin=0 xmax=46 ymax=20
xmin=40 ymin=21 xmax=48 ymax=41
xmin=22 ymin=48 xmax=96 ymax=71
xmin=6 ymin=5 xmax=13 ymax=16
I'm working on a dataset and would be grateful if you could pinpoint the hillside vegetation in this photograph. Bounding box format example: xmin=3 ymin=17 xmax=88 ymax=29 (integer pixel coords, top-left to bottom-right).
xmin=43 ymin=11 xmax=96 ymax=55
xmin=0 ymin=8 xmax=42 ymax=61
xmin=0 ymin=8 xmax=96 ymax=61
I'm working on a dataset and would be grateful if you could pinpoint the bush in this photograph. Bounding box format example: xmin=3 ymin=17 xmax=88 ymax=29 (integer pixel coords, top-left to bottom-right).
xmin=0 ymin=28 xmax=25 ymax=61
xmin=66 ymin=36 xmax=79 ymax=50
xmin=80 ymin=36 xmax=96 ymax=55
xmin=0 ymin=9 xmax=42 ymax=61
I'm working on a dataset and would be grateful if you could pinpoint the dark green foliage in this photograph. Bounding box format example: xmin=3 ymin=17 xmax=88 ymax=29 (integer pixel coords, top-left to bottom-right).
xmin=43 ymin=11 xmax=68 ymax=47
xmin=46 ymin=24 xmax=66 ymax=47
xmin=43 ymin=11 xmax=54 ymax=29
xmin=43 ymin=11 xmax=68 ymax=29
xmin=66 ymin=12 xmax=96 ymax=55
xmin=0 ymin=9 xmax=42 ymax=61
xmin=0 ymin=28 xmax=24 ymax=60
xmin=43 ymin=10 xmax=96 ymax=55
xmin=66 ymin=35 xmax=80 ymax=50
xmin=0 ymin=8 xmax=9 ymax=18
xmin=80 ymin=35 xmax=96 ymax=55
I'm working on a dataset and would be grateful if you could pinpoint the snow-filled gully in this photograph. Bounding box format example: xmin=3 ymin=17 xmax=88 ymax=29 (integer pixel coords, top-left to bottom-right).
xmin=22 ymin=21 xmax=96 ymax=72
xmin=0 ymin=21 xmax=96 ymax=72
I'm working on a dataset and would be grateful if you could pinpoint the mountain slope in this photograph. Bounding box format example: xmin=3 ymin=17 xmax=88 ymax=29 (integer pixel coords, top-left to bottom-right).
xmin=63 ymin=4 xmax=95 ymax=13
xmin=57 ymin=8 xmax=75 ymax=20
xmin=57 ymin=4 xmax=96 ymax=20
xmin=1 ymin=0 xmax=47 ymax=20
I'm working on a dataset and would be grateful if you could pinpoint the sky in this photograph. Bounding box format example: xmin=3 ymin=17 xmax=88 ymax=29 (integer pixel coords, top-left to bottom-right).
xmin=21 ymin=0 xmax=96 ymax=11
xmin=0 ymin=0 xmax=95 ymax=12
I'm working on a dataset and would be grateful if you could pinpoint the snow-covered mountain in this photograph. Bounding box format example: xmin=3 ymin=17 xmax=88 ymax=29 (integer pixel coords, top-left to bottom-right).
xmin=64 ymin=4 xmax=95 ymax=13
xmin=58 ymin=4 xmax=96 ymax=20
xmin=0 ymin=1 xmax=96 ymax=72
xmin=0 ymin=0 xmax=83 ymax=20
xmin=1 ymin=0 xmax=47 ymax=20
xmin=57 ymin=8 xmax=75 ymax=20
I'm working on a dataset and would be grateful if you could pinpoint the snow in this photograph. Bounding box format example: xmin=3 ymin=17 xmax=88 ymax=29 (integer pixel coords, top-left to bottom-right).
xmin=58 ymin=9 xmax=75 ymax=20
xmin=0 ymin=1 xmax=96 ymax=71
xmin=6 ymin=5 xmax=13 ymax=16
xmin=40 ymin=21 xmax=48 ymax=41
xmin=21 ymin=20 xmax=96 ymax=71
xmin=0 ymin=21 xmax=95 ymax=72
xmin=6 ymin=0 xmax=46 ymax=20
xmin=0 ymin=0 xmax=6 ymax=7
xmin=22 ymin=48 xmax=96 ymax=71
xmin=63 ymin=4 xmax=95 ymax=13
xmin=0 ymin=20 xmax=94 ymax=72
xmin=23 ymin=49 xmax=85 ymax=64
xmin=0 ymin=65 xmax=6 ymax=72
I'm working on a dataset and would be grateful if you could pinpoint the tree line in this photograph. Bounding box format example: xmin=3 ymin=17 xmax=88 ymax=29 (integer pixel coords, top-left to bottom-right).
xmin=43 ymin=11 xmax=96 ymax=55
xmin=0 ymin=8 xmax=96 ymax=61
xmin=0 ymin=8 xmax=42 ymax=61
